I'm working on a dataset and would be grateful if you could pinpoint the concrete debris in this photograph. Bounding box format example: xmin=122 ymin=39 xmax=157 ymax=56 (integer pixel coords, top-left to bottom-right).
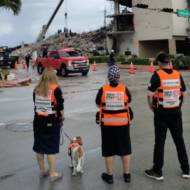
xmin=12 ymin=27 xmax=107 ymax=57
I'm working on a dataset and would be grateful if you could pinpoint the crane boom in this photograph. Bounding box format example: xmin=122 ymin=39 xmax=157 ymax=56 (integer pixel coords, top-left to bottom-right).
xmin=36 ymin=0 xmax=64 ymax=42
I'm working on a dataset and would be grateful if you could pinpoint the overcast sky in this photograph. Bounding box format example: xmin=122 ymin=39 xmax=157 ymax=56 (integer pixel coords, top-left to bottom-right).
xmin=0 ymin=0 xmax=111 ymax=47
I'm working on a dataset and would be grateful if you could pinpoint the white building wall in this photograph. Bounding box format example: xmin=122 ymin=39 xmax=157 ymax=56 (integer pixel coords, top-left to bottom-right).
xmin=118 ymin=34 xmax=137 ymax=54
xmin=133 ymin=0 xmax=173 ymax=41
xmin=107 ymin=0 xmax=189 ymax=56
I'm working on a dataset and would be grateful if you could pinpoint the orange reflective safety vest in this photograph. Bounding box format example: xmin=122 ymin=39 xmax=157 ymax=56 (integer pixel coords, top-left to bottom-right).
xmin=35 ymin=84 xmax=58 ymax=116
xmin=154 ymin=69 xmax=181 ymax=109
xmin=99 ymin=84 xmax=130 ymax=127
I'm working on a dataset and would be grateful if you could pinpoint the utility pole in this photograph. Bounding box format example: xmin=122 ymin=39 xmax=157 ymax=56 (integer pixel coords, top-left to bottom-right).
xmin=64 ymin=0 xmax=68 ymax=36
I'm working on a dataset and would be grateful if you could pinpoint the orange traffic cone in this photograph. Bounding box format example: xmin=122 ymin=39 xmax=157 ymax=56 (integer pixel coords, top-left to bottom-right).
xmin=92 ymin=61 xmax=97 ymax=71
xmin=148 ymin=61 xmax=155 ymax=73
xmin=14 ymin=61 xmax=18 ymax=70
xmin=129 ymin=62 xmax=135 ymax=74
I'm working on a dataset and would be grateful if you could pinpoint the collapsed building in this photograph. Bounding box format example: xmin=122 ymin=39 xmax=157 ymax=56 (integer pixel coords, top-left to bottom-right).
xmin=106 ymin=0 xmax=190 ymax=57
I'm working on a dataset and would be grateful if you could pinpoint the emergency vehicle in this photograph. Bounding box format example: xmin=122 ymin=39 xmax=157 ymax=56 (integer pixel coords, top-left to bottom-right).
xmin=35 ymin=48 xmax=90 ymax=76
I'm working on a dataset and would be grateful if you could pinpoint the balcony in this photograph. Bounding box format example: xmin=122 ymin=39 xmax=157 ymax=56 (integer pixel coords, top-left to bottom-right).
xmin=107 ymin=14 xmax=134 ymax=35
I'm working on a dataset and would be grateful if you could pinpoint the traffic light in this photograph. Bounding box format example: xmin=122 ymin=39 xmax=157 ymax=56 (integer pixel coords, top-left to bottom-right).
xmin=161 ymin=8 xmax=174 ymax=13
xmin=177 ymin=9 xmax=190 ymax=18
xmin=135 ymin=4 xmax=148 ymax=9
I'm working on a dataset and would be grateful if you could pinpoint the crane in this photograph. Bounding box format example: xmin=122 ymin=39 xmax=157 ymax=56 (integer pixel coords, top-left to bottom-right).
xmin=36 ymin=0 xmax=65 ymax=42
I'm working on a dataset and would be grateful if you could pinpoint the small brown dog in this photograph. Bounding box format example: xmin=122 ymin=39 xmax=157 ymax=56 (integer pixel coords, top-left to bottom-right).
xmin=68 ymin=136 xmax=84 ymax=176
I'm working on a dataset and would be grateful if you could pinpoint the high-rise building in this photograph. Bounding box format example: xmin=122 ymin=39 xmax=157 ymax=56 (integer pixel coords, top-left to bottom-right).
xmin=106 ymin=0 xmax=189 ymax=57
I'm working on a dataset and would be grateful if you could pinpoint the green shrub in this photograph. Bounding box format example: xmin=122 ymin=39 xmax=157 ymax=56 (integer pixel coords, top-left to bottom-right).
xmin=116 ymin=54 xmax=125 ymax=63
xmin=1 ymin=69 xmax=10 ymax=80
xmin=89 ymin=54 xmax=128 ymax=64
xmin=173 ymin=55 xmax=190 ymax=70
xmin=132 ymin=58 xmax=150 ymax=65
xmin=121 ymin=57 xmax=150 ymax=65
xmin=89 ymin=56 xmax=108 ymax=64
xmin=169 ymin=54 xmax=175 ymax=59
xmin=89 ymin=55 xmax=150 ymax=65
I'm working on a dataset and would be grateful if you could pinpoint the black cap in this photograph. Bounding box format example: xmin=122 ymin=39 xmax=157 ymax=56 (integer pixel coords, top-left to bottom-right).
xmin=156 ymin=52 xmax=169 ymax=64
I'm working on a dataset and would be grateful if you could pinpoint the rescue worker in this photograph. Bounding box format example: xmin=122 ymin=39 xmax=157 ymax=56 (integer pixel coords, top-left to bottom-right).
xmin=96 ymin=65 xmax=132 ymax=184
xmin=25 ymin=53 xmax=31 ymax=72
xmin=107 ymin=50 xmax=116 ymax=67
xmin=145 ymin=52 xmax=190 ymax=180
xmin=33 ymin=67 xmax=64 ymax=182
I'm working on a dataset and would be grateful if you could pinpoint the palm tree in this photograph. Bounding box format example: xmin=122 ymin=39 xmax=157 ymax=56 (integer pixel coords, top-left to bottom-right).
xmin=0 ymin=0 xmax=22 ymax=15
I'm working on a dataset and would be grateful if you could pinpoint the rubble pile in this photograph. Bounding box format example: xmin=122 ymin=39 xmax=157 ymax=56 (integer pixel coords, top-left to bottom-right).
xmin=12 ymin=27 xmax=107 ymax=56
xmin=45 ymin=27 xmax=107 ymax=54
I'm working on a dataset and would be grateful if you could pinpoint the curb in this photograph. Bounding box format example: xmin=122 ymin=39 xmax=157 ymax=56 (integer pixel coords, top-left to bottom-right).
xmin=0 ymin=77 xmax=32 ymax=88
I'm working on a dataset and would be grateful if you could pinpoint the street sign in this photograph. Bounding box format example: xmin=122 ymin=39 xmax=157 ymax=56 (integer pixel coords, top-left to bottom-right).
xmin=177 ymin=9 xmax=190 ymax=18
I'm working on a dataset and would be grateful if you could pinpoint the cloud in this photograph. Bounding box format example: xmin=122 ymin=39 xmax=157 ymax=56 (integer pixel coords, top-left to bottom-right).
xmin=0 ymin=0 xmax=110 ymax=46
xmin=0 ymin=23 xmax=14 ymax=36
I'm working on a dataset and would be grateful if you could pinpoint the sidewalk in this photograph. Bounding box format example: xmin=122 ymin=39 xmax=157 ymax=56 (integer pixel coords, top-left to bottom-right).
xmin=0 ymin=70 xmax=31 ymax=88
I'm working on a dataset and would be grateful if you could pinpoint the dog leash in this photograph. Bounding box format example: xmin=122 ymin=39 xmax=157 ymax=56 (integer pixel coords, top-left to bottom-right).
xmin=60 ymin=127 xmax=64 ymax=145
xmin=63 ymin=129 xmax=72 ymax=141
xmin=60 ymin=123 xmax=72 ymax=146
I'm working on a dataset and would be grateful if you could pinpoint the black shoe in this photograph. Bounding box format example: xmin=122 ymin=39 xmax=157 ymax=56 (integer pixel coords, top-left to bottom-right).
xmin=145 ymin=169 xmax=164 ymax=181
xmin=123 ymin=173 xmax=131 ymax=183
xmin=101 ymin=173 xmax=113 ymax=184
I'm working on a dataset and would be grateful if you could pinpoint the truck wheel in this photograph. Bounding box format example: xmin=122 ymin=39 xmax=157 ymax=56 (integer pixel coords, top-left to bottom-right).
xmin=37 ymin=64 xmax=43 ymax=74
xmin=60 ymin=66 xmax=68 ymax=77
xmin=82 ymin=71 xmax=88 ymax=76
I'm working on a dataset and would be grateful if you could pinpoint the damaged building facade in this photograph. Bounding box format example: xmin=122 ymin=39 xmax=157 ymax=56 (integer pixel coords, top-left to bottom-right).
xmin=106 ymin=0 xmax=190 ymax=57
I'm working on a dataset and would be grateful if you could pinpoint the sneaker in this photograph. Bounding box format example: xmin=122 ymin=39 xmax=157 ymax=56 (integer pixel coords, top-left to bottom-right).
xmin=123 ymin=173 xmax=131 ymax=183
xmin=101 ymin=173 xmax=114 ymax=184
xmin=182 ymin=173 xmax=190 ymax=179
xmin=145 ymin=169 xmax=164 ymax=181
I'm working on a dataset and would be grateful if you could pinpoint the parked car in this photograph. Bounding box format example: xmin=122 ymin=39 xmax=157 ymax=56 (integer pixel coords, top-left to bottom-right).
xmin=35 ymin=48 xmax=90 ymax=76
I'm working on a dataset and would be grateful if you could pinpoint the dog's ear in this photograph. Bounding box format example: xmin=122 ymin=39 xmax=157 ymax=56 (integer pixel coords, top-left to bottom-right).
xmin=76 ymin=136 xmax=83 ymax=146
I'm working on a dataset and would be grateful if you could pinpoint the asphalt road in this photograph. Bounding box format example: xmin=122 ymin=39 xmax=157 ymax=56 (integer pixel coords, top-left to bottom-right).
xmin=0 ymin=64 xmax=189 ymax=190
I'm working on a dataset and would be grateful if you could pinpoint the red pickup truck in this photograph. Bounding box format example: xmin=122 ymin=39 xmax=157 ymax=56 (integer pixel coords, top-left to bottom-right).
xmin=35 ymin=48 xmax=90 ymax=76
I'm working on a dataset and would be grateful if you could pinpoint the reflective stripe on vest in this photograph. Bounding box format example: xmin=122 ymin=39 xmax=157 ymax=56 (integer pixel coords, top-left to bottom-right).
xmin=101 ymin=117 xmax=128 ymax=123
xmin=155 ymin=69 xmax=181 ymax=109
xmin=35 ymin=84 xmax=58 ymax=116
xmin=100 ymin=84 xmax=129 ymax=126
